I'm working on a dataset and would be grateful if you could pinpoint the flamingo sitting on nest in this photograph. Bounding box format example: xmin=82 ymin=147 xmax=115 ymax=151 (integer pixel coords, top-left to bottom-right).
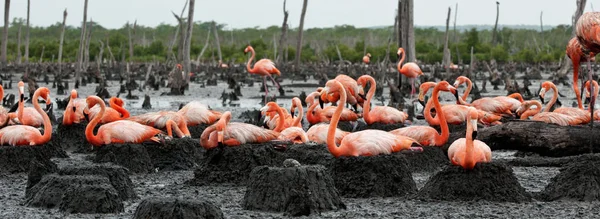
xmin=8 ymin=81 xmax=49 ymax=127
xmin=128 ymin=111 xmax=191 ymax=138
xmin=453 ymin=76 xmax=513 ymax=116
xmin=356 ymin=75 xmax=409 ymax=125
xmin=200 ymin=111 xmax=279 ymax=149
xmin=177 ymin=100 xmax=222 ymax=126
xmin=87 ymin=97 xmax=130 ymax=124
xmin=62 ymin=89 xmax=87 ymax=125
xmin=516 ymin=100 xmax=584 ymax=126
xmin=0 ymin=87 xmax=52 ymax=146
xmin=539 ymin=81 xmax=591 ymax=124
xmin=447 ymin=106 xmax=492 ymax=169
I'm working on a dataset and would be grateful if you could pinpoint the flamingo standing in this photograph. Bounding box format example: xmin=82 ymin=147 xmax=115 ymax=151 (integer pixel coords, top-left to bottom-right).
xmin=362 ymin=53 xmax=371 ymax=65
xmin=584 ymin=80 xmax=600 ymax=121
xmin=575 ymin=12 xmax=600 ymax=131
xmin=0 ymin=87 xmax=52 ymax=146
xmin=128 ymin=111 xmax=191 ymax=138
xmin=87 ymin=97 xmax=130 ymax=124
xmin=244 ymin=45 xmax=282 ymax=104
xmin=453 ymin=76 xmax=513 ymax=115
xmin=390 ymin=81 xmax=455 ymax=146
xmin=9 ymin=81 xmax=47 ymax=127
xmin=566 ymin=37 xmax=596 ymax=110
xmin=539 ymin=81 xmax=591 ymax=124
xmin=62 ymin=89 xmax=87 ymax=125
xmin=447 ymin=107 xmax=492 ymax=169
xmin=305 ymin=91 xmax=358 ymax=125
xmin=321 ymin=79 xmax=421 ymax=157
xmin=200 ymin=111 xmax=279 ymax=149
xmin=85 ymin=96 xmax=163 ymax=146
xmin=516 ymin=100 xmax=583 ymax=126
xmin=397 ymin=48 xmax=423 ymax=99
xmin=357 ymin=75 xmax=409 ymax=125
xmin=177 ymin=100 xmax=222 ymax=126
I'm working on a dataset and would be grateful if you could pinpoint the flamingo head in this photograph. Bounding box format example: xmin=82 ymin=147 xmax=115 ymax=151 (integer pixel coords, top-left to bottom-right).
xmin=436 ymin=81 xmax=458 ymax=99
xmin=290 ymin=97 xmax=301 ymax=118
xmin=305 ymin=91 xmax=319 ymax=106
xmin=260 ymin=102 xmax=280 ymax=116
xmin=111 ymin=97 xmax=125 ymax=107
xmin=244 ymin=45 xmax=254 ymax=54
xmin=176 ymin=64 xmax=182 ymax=70
xmin=466 ymin=107 xmax=479 ymax=138
xmin=418 ymin=82 xmax=437 ymax=107
xmin=214 ymin=111 xmax=232 ymax=146
xmin=319 ymin=80 xmax=344 ymax=109
xmin=366 ymin=53 xmax=371 ymax=58
xmin=453 ymin=76 xmax=469 ymax=88
xmin=397 ymin=48 xmax=404 ymax=57
xmin=538 ymin=81 xmax=554 ymax=103
xmin=18 ymin=81 xmax=25 ymax=99
xmin=70 ymin=89 xmax=78 ymax=99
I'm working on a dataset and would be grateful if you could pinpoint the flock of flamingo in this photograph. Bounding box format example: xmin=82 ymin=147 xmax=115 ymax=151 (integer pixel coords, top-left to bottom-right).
xmin=1 ymin=12 xmax=600 ymax=171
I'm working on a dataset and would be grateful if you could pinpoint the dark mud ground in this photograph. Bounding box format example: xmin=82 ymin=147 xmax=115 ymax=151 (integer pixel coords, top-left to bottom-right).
xmin=2 ymin=75 xmax=600 ymax=218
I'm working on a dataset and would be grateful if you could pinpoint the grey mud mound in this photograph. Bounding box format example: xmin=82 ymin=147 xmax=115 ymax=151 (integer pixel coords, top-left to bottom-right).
xmin=27 ymin=162 xmax=137 ymax=200
xmin=0 ymin=145 xmax=63 ymax=174
xmin=54 ymin=122 xmax=94 ymax=153
xmin=417 ymin=162 xmax=532 ymax=202
xmin=145 ymin=137 xmax=205 ymax=171
xmin=242 ymin=165 xmax=346 ymax=216
xmin=403 ymin=146 xmax=448 ymax=172
xmin=132 ymin=197 xmax=224 ymax=219
xmin=94 ymin=143 xmax=154 ymax=174
xmin=539 ymin=155 xmax=600 ymax=201
xmin=283 ymin=144 xmax=333 ymax=167
xmin=331 ymin=154 xmax=417 ymax=198
xmin=354 ymin=122 xmax=406 ymax=132
xmin=189 ymin=144 xmax=284 ymax=186
xmin=25 ymin=174 xmax=124 ymax=213
xmin=188 ymin=124 xmax=209 ymax=139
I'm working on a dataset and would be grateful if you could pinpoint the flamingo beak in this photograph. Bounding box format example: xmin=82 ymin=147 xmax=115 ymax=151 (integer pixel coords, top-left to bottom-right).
xmin=352 ymin=104 xmax=358 ymax=113
xmin=18 ymin=86 xmax=24 ymax=95
xmin=217 ymin=130 xmax=224 ymax=146
xmin=72 ymin=106 xmax=77 ymax=112
xmin=453 ymin=81 xmax=460 ymax=88
xmin=418 ymin=99 xmax=425 ymax=107
xmin=83 ymin=111 xmax=90 ymax=121
xmin=319 ymin=97 xmax=324 ymax=109
xmin=471 ymin=119 xmax=478 ymax=139
xmin=538 ymin=95 xmax=545 ymax=104
xmin=358 ymin=93 xmax=366 ymax=101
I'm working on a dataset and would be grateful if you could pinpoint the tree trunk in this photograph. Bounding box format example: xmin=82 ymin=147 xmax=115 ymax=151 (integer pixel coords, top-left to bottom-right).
xmin=294 ymin=0 xmax=308 ymax=68
xmin=183 ymin=0 xmax=194 ymax=84
xmin=396 ymin=0 xmax=402 ymax=49
xmin=453 ymin=3 xmax=461 ymax=64
xmin=0 ymin=0 xmax=9 ymax=65
xmin=97 ymin=40 xmax=104 ymax=72
xmin=127 ymin=21 xmax=136 ymax=62
xmin=84 ymin=18 xmax=93 ymax=70
xmin=24 ymin=0 xmax=30 ymax=77
xmin=58 ymin=9 xmax=67 ymax=77
xmin=492 ymin=1 xmax=500 ymax=45
xmin=276 ymin=0 xmax=289 ymax=65
xmin=38 ymin=46 xmax=44 ymax=63
xmin=16 ymin=23 xmax=21 ymax=64
xmin=176 ymin=16 xmax=185 ymax=62
xmin=406 ymin=0 xmax=416 ymax=62
xmin=197 ymin=28 xmax=211 ymax=64
xmin=76 ymin=0 xmax=88 ymax=88
xmin=167 ymin=0 xmax=188 ymax=62
xmin=558 ymin=0 xmax=587 ymax=77
xmin=106 ymin=36 xmax=115 ymax=68
xmin=442 ymin=7 xmax=451 ymax=76
xmin=212 ymin=21 xmax=222 ymax=62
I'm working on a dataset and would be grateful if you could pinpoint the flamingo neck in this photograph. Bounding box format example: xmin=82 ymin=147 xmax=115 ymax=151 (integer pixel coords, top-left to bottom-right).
xmin=464 ymin=117 xmax=475 ymax=169
xmin=574 ymin=61 xmax=583 ymax=109
xmin=508 ymin=93 xmax=524 ymax=102
xmin=460 ymin=79 xmax=473 ymax=103
xmin=86 ymin=98 xmax=105 ymax=146
xmin=292 ymin=102 xmax=303 ymax=127
xmin=521 ymin=101 xmax=542 ymax=119
xmin=246 ymin=48 xmax=256 ymax=73
xmin=327 ymin=81 xmax=348 ymax=158
xmin=273 ymin=106 xmax=286 ymax=132
xmin=17 ymin=89 xmax=24 ymax=122
xmin=397 ymin=50 xmax=406 ymax=72
xmin=200 ymin=125 xmax=218 ymax=149
xmin=545 ymin=85 xmax=559 ymax=112
xmin=33 ymin=92 xmax=52 ymax=144
xmin=110 ymin=99 xmax=130 ymax=119
xmin=431 ymin=87 xmax=449 ymax=146
xmin=306 ymin=99 xmax=320 ymax=124
xmin=362 ymin=77 xmax=377 ymax=124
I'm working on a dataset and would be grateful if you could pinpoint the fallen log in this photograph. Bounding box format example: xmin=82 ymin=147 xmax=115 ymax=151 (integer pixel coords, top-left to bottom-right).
xmin=478 ymin=120 xmax=600 ymax=157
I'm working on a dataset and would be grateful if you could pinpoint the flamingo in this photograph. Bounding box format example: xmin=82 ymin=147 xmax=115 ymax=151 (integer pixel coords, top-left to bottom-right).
xmin=128 ymin=111 xmax=191 ymax=138
xmin=218 ymin=60 xmax=229 ymax=68
xmin=305 ymin=91 xmax=358 ymax=125
xmin=539 ymin=81 xmax=591 ymax=124
xmin=200 ymin=111 xmax=279 ymax=149
xmin=0 ymin=84 xmax=10 ymax=128
xmin=8 ymin=81 xmax=48 ymax=127
xmin=85 ymin=96 xmax=163 ymax=146
xmin=362 ymin=53 xmax=371 ymax=65
xmin=584 ymin=80 xmax=600 ymax=121
xmin=0 ymin=87 xmax=52 ymax=146
xmin=397 ymin=47 xmax=423 ymax=99
xmin=516 ymin=100 xmax=584 ymax=126
xmin=321 ymin=79 xmax=421 ymax=157
xmin=326 ymin=74 xmax=365 ymax=112
xmin=453 ymin=76 xmax=513 ymax=115
xmin=62 ymin=89 xmax=87 ymax=125
xmin=263 ymin=97 xmax=304 ymax=131
xmin=261 ymin=102 xmax=296 ymax=132
xmin=566 ymin=37 xmax=596 ymax=110
xmin=575 ymin=12 xmax=600 ymax=132
xmin=447 ymin=107 xmax=492 ymax=169
xmin=390 ymin=81 xmax=455 ymax=146
xmin=306 ymin=123 xmax=348 ymax=145
xmin=244 ymin=45 xmax=282 ymax=104
xmin=277 ymin=127 xmax=309 ymax=144
xmin=357 ymin=75 xmax=409 ymax=125
xmin=87 ymin=97 xmax=130 ymax=124
xmin=418 ymin=82 xmax=502 ymax=126
xmin=177 ymin=100 xmax=222 ymax=126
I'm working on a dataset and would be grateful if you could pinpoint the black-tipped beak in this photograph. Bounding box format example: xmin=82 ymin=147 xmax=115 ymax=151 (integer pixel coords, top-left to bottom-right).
xmin=539 ymin=95 xmax=544 ymax=104
xmin=83 ymin=111 xmax=90 ymax=121
xmin=453 ymin=91 xmax=459 ymax=101
xmin=244 ymin=51 xmax=247 ymax=55
xmin=45 ymin=103 xmax=53 ymax=112
xmin=586 ymin=97 xmax=591 ymax=104
xmin=72 ymin=106 xmax=77 ymax=112
xmin=291 ymin=109 xmax=295 ymax=118
xmin=319 ymin=97 xmax=324 ymax=109
xmin=218 ymin=141 xmax=224 ymax=147
xmin=359 ymin=93 xmax=366 ymax=100
xmin=418 ymin=99 xmax=425 ymax=107
xmin=471 ymin=130 xmax=478 ymax=139
xmin=352 ymin=104 xmax=358 ymax=112
xmin=20 ymin=94 xmax=24 ymax=102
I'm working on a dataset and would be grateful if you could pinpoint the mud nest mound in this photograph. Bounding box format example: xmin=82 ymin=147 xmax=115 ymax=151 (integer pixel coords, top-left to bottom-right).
xmin=54 ymin=122 xmax=94 ymax=153
xmin=0 ymin=144 xmax=65 ymax=174
xmin=25 ymin=174 xmax=124 ymax=213
xmin=283 ymin=144 xmax=333 ymax=167
xmin=145 ymin=137 xmax=205 ymax=171
xmin=417 ymin=162 xmax=532 ymax=202
xmin=189 ymin=144 xmax=284 ymax=186
xmin=403 ymin=146 xmax=448 ymax=172
xmin=94 ymin=143 xmax=154 ymax=174
xmin=330 ymin=154 xmax=417 ymax=198
xmin=538 ymin=155 xmax=600 ymax=201
xmin=27 ymin=161 xmax=137 ymax=200
xmin=354 ymin=122 xmax=406 ymax=132
xmin=132 ymin=197 xmax=224 ymax=219
xmin=243 ymin=165 xmax=346 ymax=216
xmin=188 ymin=124 xmax=210 ymax=139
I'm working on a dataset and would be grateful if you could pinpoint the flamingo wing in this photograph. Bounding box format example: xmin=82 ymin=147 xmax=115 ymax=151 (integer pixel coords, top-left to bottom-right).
xmin=368 ymin=106 xmax=407 ymax=124
xmin=0 ymin=125 xmax=41 ymax=146
xmin=255 ymin=59 xmax=280 ymax=74
xmin=224 ymin=122 xmax=279 ymax=145
xmin=307 ymin=123 xmax=347 ymax=145
xmin=390 ymin=126 xmax=437 ymax=146
xmin=97 ymin=120 xmax=162 ymax=144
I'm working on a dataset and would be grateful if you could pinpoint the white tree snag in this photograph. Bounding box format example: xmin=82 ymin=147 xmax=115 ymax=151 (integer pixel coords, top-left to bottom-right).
xmin=97 ymin=40 xmax=104 ymax=72
xmin=106 ymin=36 xmax=115 ymax=68
xmin=212 ymin=21 xmax=222 ymax=63
xmin=127 ymin=21 xmax=136 ymax=63
xmin=558 ymin=0 xmax=587 ymax=77
xmin=443 ymin=6 xmax=451 ymax=76
xmin=38 ymin=46 xmax=44 ymax=63
xmin=24 ymin=0 xmax=30 ymax=77
xmin=0 ymin=0 xmax=9 ymax=64
xmin=16 ymin=23 xmax=21 ymax=64
xmin=58 ymin=9 xmax=67 ymax=76
xmin=183 ymin=0 xmax=194 ymax=83
xmin=453 ymin=3 xmax=460 ymax=64
xmin=492 ymin=1 xmax=499 ymax=45
xmin=294 ymin=0 xmax=308 ymax=68
xmin=76 ymin=0 xmax=89 ymax=87
xmin=168 ymin=0 xmax=187 ymax=62
xmin=84 ymin=18 xmax=93 ymax=69
xmin=406 ymin=0 xmax=415 ymax=62
xmin=197 ymin=27 xmax=211 ymax=64
xmin=276 ymin=0 xmax=289 ymax=65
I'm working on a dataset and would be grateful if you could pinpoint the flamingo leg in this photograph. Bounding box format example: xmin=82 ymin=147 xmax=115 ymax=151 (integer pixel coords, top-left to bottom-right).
xmin=410 ymin=78 xmax=416 ymax=100
xmin=267 ymin=74 xmax=281 ymax=89
xmin=588 ymin=60 xmax=595 ymax=153
xmin=263 ymin=76 xmax=269 ymax=104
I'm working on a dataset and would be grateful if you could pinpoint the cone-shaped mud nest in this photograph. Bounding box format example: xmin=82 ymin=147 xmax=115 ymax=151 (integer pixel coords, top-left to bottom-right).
xmin=133 ymin=197 xmax=224 ymax=219
xmin=539 ymin=155 xmax=600 ymax=201
xmin=94 ymin=143 xmax=154 ymax=174
xmin=144 ymin=137 xmax=205 ymax=171
xmin=417 ymin=162 xmax=532 ymax=202
xmin=55 ymin=122 xmax=94 ymax=153
xmin=0 ymin=144 xmax=65 ymax=174
xmin=243 ymin=164 xmax=346 ymax=216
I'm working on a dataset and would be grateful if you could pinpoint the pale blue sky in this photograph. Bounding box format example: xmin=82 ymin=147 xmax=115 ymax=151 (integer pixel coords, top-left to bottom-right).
xmin=6 ymin=0 xmax=597 ymax=29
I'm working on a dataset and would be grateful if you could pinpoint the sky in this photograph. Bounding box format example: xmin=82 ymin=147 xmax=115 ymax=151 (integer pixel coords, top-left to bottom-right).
xmin=6 ymin=0 xmax=598 ymax=29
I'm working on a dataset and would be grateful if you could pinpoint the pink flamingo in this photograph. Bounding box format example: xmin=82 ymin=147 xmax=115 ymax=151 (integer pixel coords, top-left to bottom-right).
xmin=0 ymin=85 xmax=10 ymax=128
xmin=539 ymin=81 xmax=590 ymax=124
xmin=244 ymin=45 xmax=282 ymax=103
xmin=447 ymin=106 xmax=492 ymax=169
xmin=321 ymin=79 xmax=421 ymax=157
xmin=357 ymin=75 xmax=409 ymax=125
xmin=453 ymin=76 xmax=513 ymax=116
xmin=305 ymin=91 xmax=358 ymax=125
xmin=0 ymin=87 xmax=52 ymax=146
xmin=306 ymin=123 xmax=348 ymax=145
xmin=516 ymin=100 xmax=584 ymax=126
xmin=177 ymin=101 xmax=222 ymax=126
xmin=362 ymin=53 xmax=371 ymax=65
xmin=87 ymin=97 xmax=130 ymax=124
xmin=128 ymin=111 xmax=191 ymax=138
xmin=566 ymin=37 xmax=595 ymax=110
xmin=397 ymin=48 xmax=423 ymax=99
xmin=200 ymin=111 xmax=279 ymax=149
xmin=277 ymin=127 xmax=309 ymax=144
xmin=8 ymin=81 xmax=48 ymax=127
xmin=62 ymin=89 xmax=87 ymax=125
